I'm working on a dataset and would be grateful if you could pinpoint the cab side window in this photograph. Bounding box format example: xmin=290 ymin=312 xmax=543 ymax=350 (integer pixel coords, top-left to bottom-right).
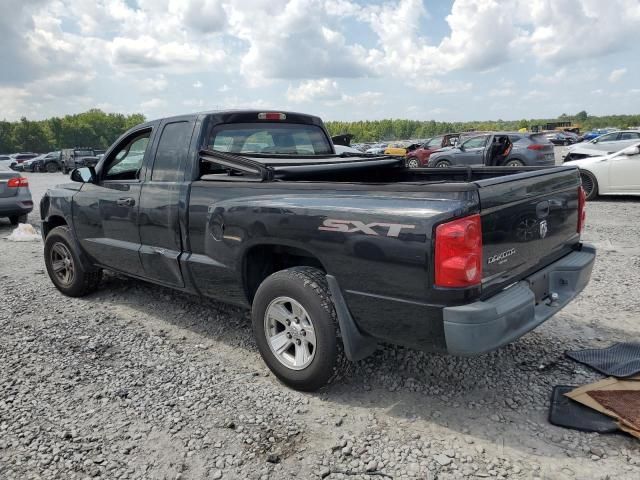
xmin=152 ymin=121 xmax=193 ymax=182
xmin=103 ymin=131 xmax=151 ymax=181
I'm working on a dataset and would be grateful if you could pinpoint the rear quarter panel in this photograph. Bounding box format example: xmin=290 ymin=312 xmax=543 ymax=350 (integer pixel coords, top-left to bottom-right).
xmin=186 ymin=181 xmax=479 ymax=343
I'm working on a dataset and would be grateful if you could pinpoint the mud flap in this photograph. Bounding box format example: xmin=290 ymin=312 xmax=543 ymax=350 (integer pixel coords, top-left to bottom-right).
xmin=326 ymin=275 xmax=378 ymax=361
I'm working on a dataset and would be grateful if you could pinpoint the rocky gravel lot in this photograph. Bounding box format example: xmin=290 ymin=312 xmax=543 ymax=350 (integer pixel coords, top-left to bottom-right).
xmin=1 ymin=171 xmax=639 ymax=480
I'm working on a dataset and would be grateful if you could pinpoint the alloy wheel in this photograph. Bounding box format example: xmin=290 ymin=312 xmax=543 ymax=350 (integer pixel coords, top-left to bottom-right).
xmin=50 ymin=243 xmax=75 ymax=286
xmin=264 ymin=296 xmax=316 ymax=370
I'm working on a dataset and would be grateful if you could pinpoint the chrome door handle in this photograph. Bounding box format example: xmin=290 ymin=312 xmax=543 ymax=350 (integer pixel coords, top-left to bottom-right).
xmin=117 ymin=197 xmax=135 ymax=206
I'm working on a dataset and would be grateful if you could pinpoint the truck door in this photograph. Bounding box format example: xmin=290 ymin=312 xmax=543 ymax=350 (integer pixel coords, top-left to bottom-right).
xmin=138 ymin=118 xmax=196 ymax=287
xmin=72 ymin=127 xmax=153 ymax=276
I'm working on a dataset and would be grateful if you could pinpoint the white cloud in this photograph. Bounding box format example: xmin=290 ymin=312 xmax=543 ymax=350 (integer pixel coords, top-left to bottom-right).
xmin=140 ymin=98 xmax=168 ymax=111
xmin=287 ymin=79 xmax=382 ymax=107
xmin=225 ymin=0 xmax=372 ymax=85
xmin=218 ymin=84 xmax=230 ymax=92
xmin=287 ymin=79 xmax=342 ymax=103
xmin=136 ymin=74 xmax=168 ymax=93
xmin=193 ymin=80 xmax=203 ymax=88
xmin=609 ymin=68 xmax=627 ymax=83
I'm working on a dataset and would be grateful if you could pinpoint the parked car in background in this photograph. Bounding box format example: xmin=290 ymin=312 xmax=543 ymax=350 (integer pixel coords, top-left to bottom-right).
xmin=428 ymin=132 xmax=555 ymax=167
xmin=334 ymin=145 xmax=365 ymax=154
xmin=0 ymin=163 xmax=33 ymax=225
xmin=22 ymin=151 xmax=63 ymax=172
xmin=0 ymin=155 xmax=12 ymax=167
xmin=365 ymin=143 xmax=388 ymax=154
xmin=564 ymin=130 xmax=640 ymax=162
xmin=8 ymin=153 xmax=39 ymax=170
xmin=580 ymin=128 xmax=618 ymax=142
xmin=565 ymin=142 xmax=640 ymax=200
xmin=384 ymin=142 xmax=421 ymax=157
xmin=406 ymin=133 xmax=462 ymax=168
xmin=21 ymin=155 xmax=44 ymax=172
xmin=543 ymin=131 xmax=576 ymax=146
xmin=61 ymin=148 xmax=96 ymax=173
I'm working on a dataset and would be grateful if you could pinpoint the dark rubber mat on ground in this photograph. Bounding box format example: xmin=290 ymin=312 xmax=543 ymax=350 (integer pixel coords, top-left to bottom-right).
xmin=565 ymin=343 xmax=640 ymax=377
xmin=549 ymin=385 xmax=618 ymax=433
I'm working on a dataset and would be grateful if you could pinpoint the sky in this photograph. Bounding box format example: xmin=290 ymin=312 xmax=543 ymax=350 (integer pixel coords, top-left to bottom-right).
xmin=1 ymin=0 xmax=639 ymax=123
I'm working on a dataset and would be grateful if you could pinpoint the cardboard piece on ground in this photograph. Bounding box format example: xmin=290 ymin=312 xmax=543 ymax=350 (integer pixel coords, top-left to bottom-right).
xmin=619 ymin=422 xmax=640 ymax=439
xmin=566 ymin=378 xmax=640 ymax=436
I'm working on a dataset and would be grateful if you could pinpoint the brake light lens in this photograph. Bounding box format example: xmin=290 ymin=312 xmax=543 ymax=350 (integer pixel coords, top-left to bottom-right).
xmin=527 ymin=144 xmax=546 ymax=150
xmin=577 ymin=186 xmax=586 ymax=234
xmin=435 ymin=214 xmax=482 ymax=288
xmin=258 ymin=112 xmax=286 ymax=120
xmin=7 ymin=177 xmax=29 ymax=188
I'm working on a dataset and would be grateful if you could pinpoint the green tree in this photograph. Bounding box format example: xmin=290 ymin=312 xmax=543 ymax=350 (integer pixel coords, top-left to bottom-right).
xmin=575 ymin=110 xmax=588 ymax=122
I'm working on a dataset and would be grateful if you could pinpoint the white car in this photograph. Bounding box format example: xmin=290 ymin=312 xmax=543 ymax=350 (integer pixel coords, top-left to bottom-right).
xmin=333 ymin=144 xmax=364 ymax=154
xmin=565 ymin=130 xmax=640 ymax=162
xmin=566 ymin=142 xmax=640 ymax=200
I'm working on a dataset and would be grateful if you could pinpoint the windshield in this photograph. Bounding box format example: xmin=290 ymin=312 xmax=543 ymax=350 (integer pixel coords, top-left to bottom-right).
xmin=208 ymin=123 xmax=333 ymax=155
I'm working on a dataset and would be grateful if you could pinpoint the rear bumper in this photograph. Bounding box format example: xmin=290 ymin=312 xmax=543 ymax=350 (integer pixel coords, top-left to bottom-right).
xmin=443 ymin=244 xmax=595 ymax=355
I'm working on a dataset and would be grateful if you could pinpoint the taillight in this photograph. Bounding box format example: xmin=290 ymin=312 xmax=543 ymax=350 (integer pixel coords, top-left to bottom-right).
xmin=258 ymin=112 xmax=286 ymax=120
xmin=434 ymin=214 xmax=482 ymax=288
xmin=577 ymin=186 xmax=586 ymax=234
xmin=7 ymin=177 xmax=28 ymax=188
xmin=527 ymin=144 xmax=545 ymax=150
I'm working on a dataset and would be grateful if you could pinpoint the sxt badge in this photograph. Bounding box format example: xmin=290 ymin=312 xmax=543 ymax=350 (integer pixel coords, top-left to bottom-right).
xmin=319 ymin=219 xmax=416 ymax=238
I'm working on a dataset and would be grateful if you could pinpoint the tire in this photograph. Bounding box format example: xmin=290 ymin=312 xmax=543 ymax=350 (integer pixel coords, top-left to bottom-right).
xmin=504 ymin=159 xmax=524 ymax=167
xmin=434 ymin=160 xmax=451 ymax=168
xmin=580 ymin=170 xmax=598 ymax=200
xmin=9 ymin=214 xmax=27 ymax=225
xmin=406 ymin=158 xmax=419 ymax=168
xmin=44 ymin=226 xmax=102 ymax=297
xmin=45 ymin=162 xmax=59 ymax=173
xmin=251 ymin=267 xmax=348 ymax=391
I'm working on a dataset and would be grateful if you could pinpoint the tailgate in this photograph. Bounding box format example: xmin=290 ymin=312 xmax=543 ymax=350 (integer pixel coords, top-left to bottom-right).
xmin=0 ymin=172 xmax=19 ymax=198
xmin=476 ymin=167 xmax=581 ymax=298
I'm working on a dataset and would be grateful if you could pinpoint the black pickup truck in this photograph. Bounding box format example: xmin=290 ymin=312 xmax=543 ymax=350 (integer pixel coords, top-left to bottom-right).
xmin=41 ymin=110 xmax=595 ymax=391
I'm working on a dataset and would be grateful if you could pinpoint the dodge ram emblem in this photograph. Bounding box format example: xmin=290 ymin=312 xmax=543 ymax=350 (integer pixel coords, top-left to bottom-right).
xmin=539 ymin=220 xmax=548 ymax=239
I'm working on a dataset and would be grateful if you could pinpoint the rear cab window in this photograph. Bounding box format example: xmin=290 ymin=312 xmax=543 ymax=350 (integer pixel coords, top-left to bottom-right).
xmin=207 ymin=123 xmax=333 ymax=156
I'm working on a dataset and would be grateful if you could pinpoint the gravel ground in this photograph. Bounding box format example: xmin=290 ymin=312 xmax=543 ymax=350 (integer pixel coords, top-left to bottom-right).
xmin=1 ymin=169 xmax=639 ymax=480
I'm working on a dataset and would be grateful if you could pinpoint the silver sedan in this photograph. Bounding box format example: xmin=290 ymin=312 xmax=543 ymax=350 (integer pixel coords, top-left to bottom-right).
xmin=0 ymin=164 xmax=33 ymax=225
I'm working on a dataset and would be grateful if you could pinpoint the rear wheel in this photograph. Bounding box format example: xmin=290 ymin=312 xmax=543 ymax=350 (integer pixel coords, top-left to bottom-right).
xmin=45 ymin=162 xmax=59 ymax=173
xmin=252 ymin=267 xmax=347 ymax=391
xmin=434 ymin=160 xmax=451 ymax=168
xmin=9 ymin=214 xmax=27 ymax=225
xmin=580 ymin=170 xmax=598 ymax=200
xmin=504 ymin=159 xmax=524 ymax=167
xmin=44 ymin=226 xmax=102 ymax=297
xmin=406 ymin=158 xmax=419 ymax=168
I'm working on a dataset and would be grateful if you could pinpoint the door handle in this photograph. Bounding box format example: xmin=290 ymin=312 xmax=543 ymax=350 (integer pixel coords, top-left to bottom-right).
xmin=117 ymin=197 xmax=135 ymax=207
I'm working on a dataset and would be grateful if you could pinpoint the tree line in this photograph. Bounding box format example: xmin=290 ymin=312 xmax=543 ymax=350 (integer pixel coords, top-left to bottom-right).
xmin=0 ymin=109 xmax=146 ymax=154
xmin=325 ymin=112 xmax=640 ymax=142
xmin=2 ymin=109 xmax=639 ymax=152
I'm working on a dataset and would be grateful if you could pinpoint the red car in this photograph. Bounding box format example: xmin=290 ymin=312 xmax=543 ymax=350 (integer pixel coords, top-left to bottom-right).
xmin=406 ymin=134 xmax=461 ymax=168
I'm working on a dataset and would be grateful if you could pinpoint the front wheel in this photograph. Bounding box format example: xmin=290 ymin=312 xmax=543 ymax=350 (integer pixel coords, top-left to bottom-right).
xmin=580 ymin=171 xmax=598 ymax=200
xmin=44 ymin=226 xmax=102 ymax=297
xmin=251 ymin=267 xmax=347 ymax=391
xmin=45 ymin=162 xmax=59 ymax=173
xmin=434 ymin=160 xmax=451 ymax=168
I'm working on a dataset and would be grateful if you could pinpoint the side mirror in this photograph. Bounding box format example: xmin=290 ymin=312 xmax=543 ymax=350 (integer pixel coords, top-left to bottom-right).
xmin=71 ymin=167 xmax=96 ymax=183
xmin=620 ymin=145 xmax=640 ymax=156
